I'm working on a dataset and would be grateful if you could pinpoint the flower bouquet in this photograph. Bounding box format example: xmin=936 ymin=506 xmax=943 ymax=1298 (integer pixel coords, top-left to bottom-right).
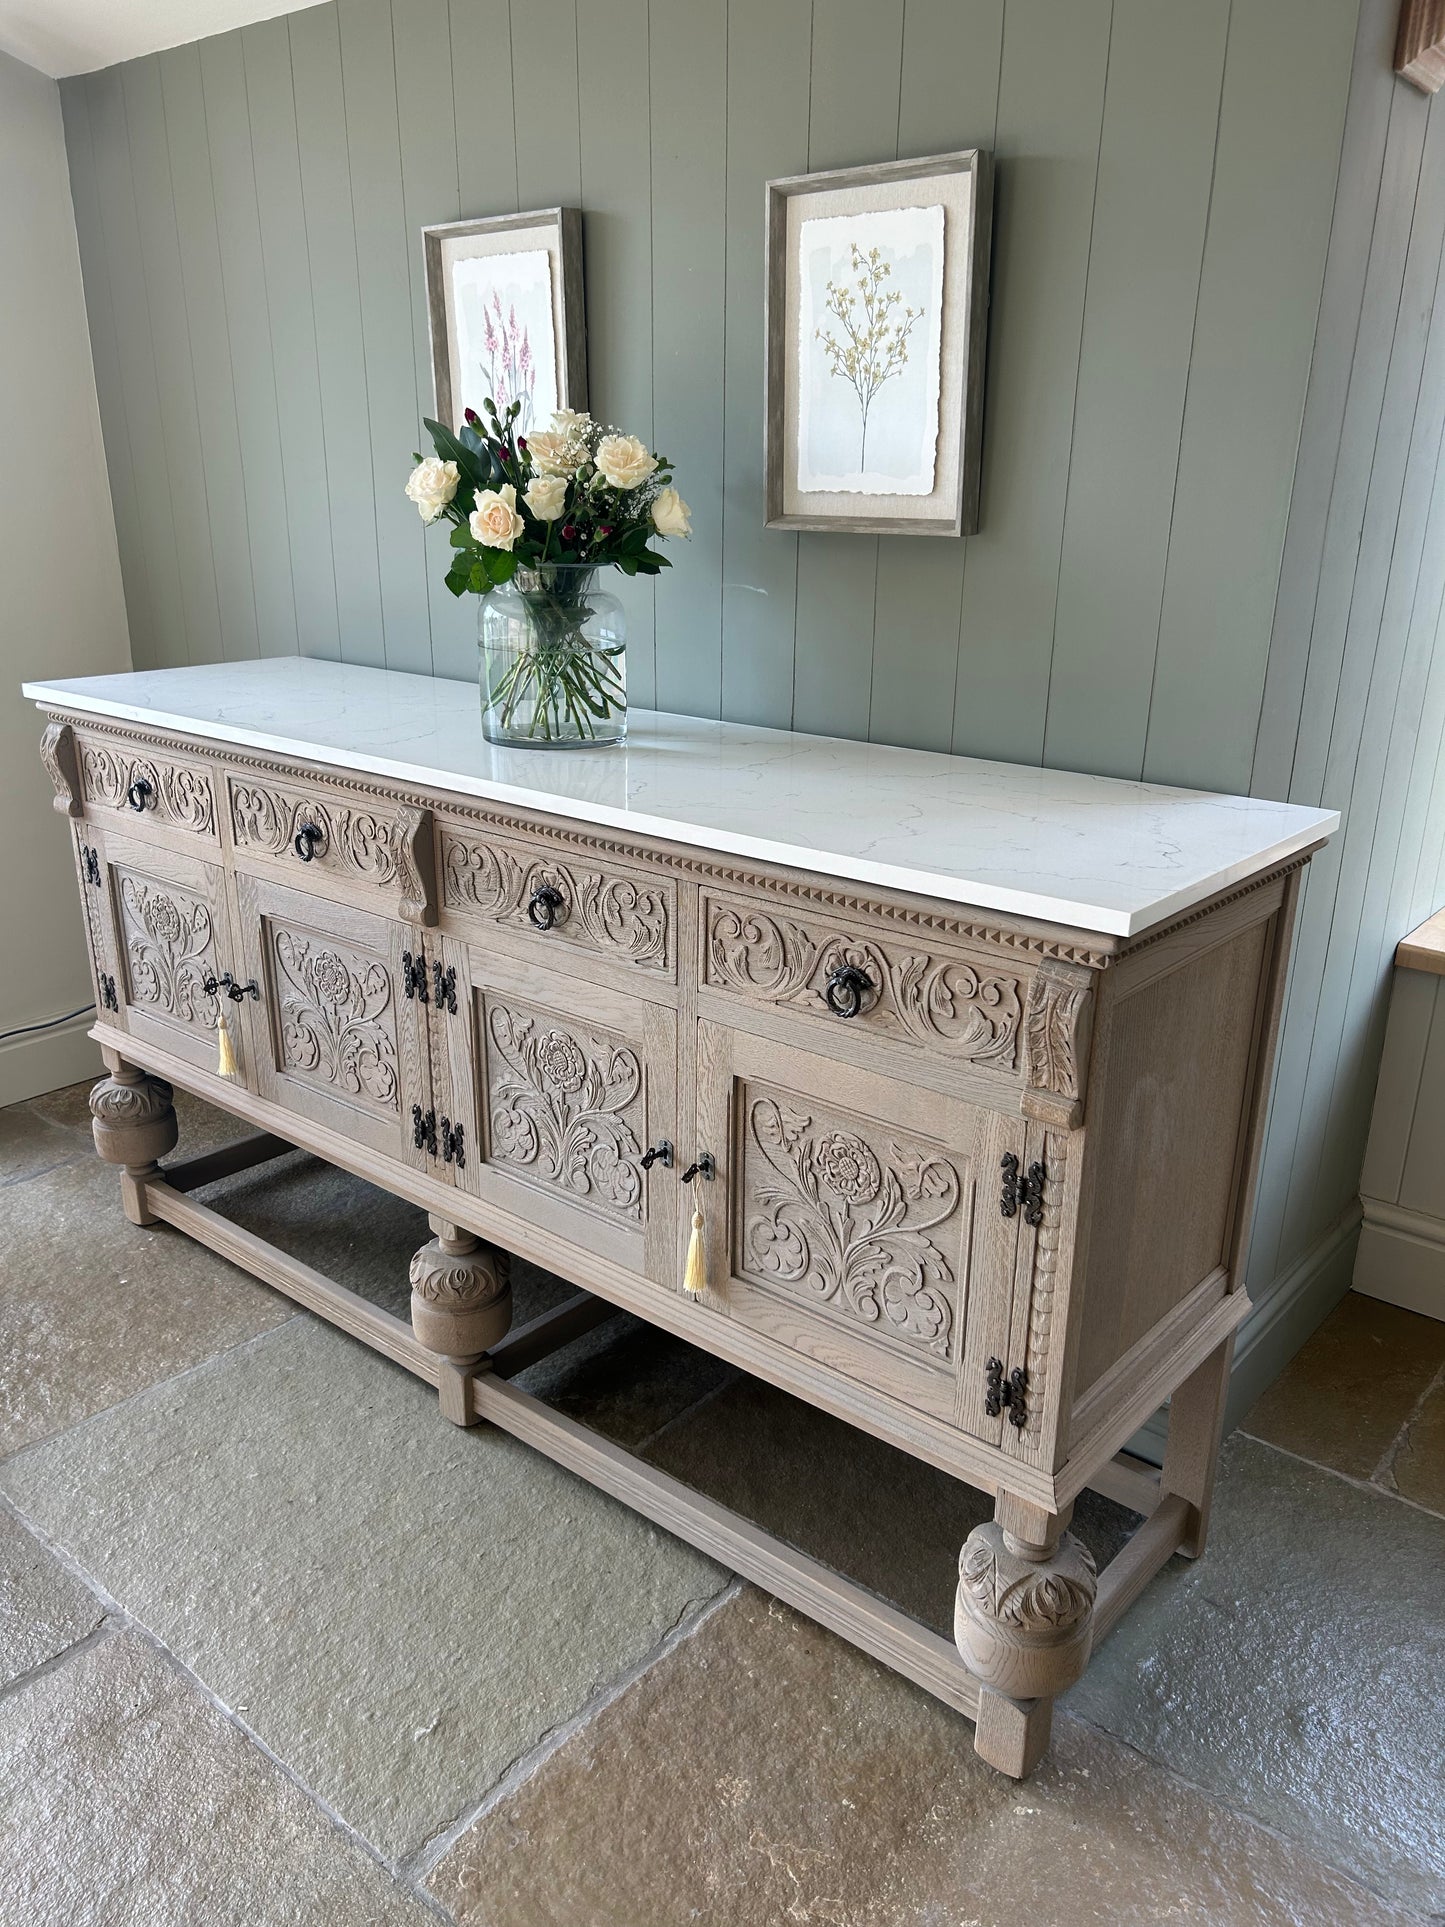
xmin=406 ymin=401 xmax=690 ymax=747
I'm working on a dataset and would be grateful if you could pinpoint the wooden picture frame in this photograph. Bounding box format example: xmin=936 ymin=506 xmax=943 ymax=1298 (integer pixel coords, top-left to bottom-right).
xmin=764 ymin=150 xmax=992 ymax=538
xmin=421 ymin=208 xmax=586 ymax=434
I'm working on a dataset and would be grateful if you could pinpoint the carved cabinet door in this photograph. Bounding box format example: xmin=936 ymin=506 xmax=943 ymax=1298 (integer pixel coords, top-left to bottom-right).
xmin=92 ymin=826 xmax=250 ymax=1083
xmin=231 ymin=870 xmax=432 ymax=1171
xmin=695 ymin=1019 xmax=1048 ymax=1435
xmin=431 ymin=934 xmax=679 ymax=1286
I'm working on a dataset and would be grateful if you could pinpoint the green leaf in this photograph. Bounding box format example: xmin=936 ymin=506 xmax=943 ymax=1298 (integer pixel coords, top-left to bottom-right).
xmin=424 ymin=417 xmax=491 ymax=492
xmin=617 ymin=555 xmax=638 ymax=576
xmin=469 ymin=561 xmax=490 ymax=593
xmin=448 ymin=525 xmax=471 ymax=549
xmin=490 ymin=550 xmax=518 ymax=584
xmin=444 ymin=566 xmax=470 ymax=597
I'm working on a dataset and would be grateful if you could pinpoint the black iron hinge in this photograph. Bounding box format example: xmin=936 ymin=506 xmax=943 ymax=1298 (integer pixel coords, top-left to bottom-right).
xmin=432 ymin=960 xmax=457 ymax=1014
xmin=401 ymin=951 xmax=429 ymax=1002
xmin=411 ymin=1104 xmax=437 ymax=1155
xmin=99 ymin=973 xmax=118 ymax=1013
xmin=985 ymin=1357 xmax=1029 ymax=1429
xmin=440 ymin=1117 xmax=465 ymax=1168
xmin=82 ymin=844 xmax=101 ymax=887
xmin=1000 ymin=1152 xmax=1047 ymax=1227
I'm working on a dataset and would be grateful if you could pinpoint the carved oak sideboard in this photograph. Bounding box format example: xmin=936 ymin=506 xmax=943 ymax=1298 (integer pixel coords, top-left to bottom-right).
xmin=26 ymin=658 xmax=1337 ymax=1778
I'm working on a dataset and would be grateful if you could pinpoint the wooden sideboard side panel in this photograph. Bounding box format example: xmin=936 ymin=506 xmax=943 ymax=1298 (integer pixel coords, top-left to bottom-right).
xmin=1067 ymin=914 xmax=1273 ymax=1404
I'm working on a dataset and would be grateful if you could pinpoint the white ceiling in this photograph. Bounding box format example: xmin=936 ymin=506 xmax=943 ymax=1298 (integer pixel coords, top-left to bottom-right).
xmin=0 ymin=0 xmax=327 ymax=78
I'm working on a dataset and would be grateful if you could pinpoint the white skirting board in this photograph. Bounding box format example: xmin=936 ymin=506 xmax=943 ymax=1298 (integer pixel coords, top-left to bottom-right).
xmin=0 ymin=1011 xmax=102 ymax=1109
xmin=1354 ymin=1196 xmax=1445 ymax=1320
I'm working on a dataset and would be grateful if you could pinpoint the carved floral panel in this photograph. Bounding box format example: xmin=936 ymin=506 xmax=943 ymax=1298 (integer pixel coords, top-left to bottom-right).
xmin=267 ymin=920 xmax=400 ymax=1113
xmin=738 ymin=1085 xmax=963 ymax=1360
xmin=483 ymin=997 xmax=646 ymax=1222
xmin=704 ymin=897 xmax=1023 ymax=1068
xmin=80 ymin=742 xmax=216 ymax=836
xmin=441 ymin=831 xmax=673 ymax=974
xmin=117 ymin=870 xmax=221 ymax=1030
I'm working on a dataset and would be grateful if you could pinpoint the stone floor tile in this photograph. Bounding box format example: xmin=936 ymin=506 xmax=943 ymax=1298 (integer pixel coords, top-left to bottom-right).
xmin=1 ymin=1318 xmax=726 ymax=1863
xmin=0 ymin=1097 xmax=86 ymax=1187
xmin=645 ymin=1374 xmax=1139 ymax=1634
xmin=0 ymin=1156 xmax=294 ymax=1458
xmin=1241 ymin=1289 xmax=1445 ymax=1480
xmin=517 ymin=1312 xmax=739 ymax=1450
xmin=1067 ymin=1432 xmax=1445 ymax=1915
xmin=1382 ymin=1370 xmax=1445 ymax=1514
xmin=428 ymin=1587 xmax=1413 ymax=1927
xmin=0 ymin=1505 xmax=103 ymax=1689
xmin=0 ymin=1629 xmax=432 ymax=1927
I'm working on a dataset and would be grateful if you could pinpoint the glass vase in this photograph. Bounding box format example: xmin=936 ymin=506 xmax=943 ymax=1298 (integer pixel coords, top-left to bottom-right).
xmin=479 ymin=564 xmax=627 ymax=749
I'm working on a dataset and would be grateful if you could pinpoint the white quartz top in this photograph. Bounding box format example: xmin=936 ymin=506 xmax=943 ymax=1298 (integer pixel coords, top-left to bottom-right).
xmin=23 ymin=657 xmax=1338 ymax=938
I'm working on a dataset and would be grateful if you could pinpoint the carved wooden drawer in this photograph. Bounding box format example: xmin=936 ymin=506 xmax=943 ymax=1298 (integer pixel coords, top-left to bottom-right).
xmin=437 ymin=822 xmax=676 ymax=980
xmin=227 ymin=773 xmax=436 ymax=924
xmin=700 ymin=889 xmax=1028 ymax=1079
xmin=76 ymin=731 xmax=218 ymax=844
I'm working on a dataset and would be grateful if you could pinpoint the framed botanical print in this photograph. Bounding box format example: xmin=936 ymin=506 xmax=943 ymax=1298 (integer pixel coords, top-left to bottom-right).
xmin=422 ymin=208 xmax=586 ymax=435
xmin=764 ymin=150 xmax=992 ymax=537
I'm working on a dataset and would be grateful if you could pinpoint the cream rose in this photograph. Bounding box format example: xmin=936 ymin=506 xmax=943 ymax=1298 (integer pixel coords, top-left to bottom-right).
xmin=528 ymin=426 xmax=586 ymax=477
xmin=404 ymin=456 xmax=459 ymax=523
xmin=549 ymin=407 xmax=593 ymax=437
xmin=595 ymin=433 xmax=657 ymax=491
xmin=650 ymin=485 xmax=692 ymax=538
xmin=469 ymin=483 xmax=524 ymax=550
xmin=524 ymin=474 xmax=569 ymax=521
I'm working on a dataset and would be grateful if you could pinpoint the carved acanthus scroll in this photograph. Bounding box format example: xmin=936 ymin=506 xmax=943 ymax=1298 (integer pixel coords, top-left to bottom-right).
xmin=117 ymin=873 xmax=220 ymax=1030
xmin=271 ymin=926 xmax=400 ymax=1112
xmin=1021 ymin=959 xmax=1095 ymax=1130
xmin=442 ymin=831 xmax=673 ymax=973
xmin=41 ymin=722 xmax=82 ymax=818
xmin=81 ymin=742 xmax=215 ymax=834
xmin=230 ymin=781 xmax=437 ymax=925
xmin=740 ymin=1090 xmax=960 ymax=1359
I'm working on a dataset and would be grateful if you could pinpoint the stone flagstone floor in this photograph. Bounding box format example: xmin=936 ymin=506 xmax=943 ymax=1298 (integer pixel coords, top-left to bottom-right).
xmin=2 ymin=1078 xmax=1443 ymax=1925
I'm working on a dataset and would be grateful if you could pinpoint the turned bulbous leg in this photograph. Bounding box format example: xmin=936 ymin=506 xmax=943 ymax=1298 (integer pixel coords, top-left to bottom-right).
xmin=89 ymin=1065 xmax=178 ymax=1225
xmin=955 ymin=1496 xmax=1097 ymax=1777
xmin=409 ymin=1215 xmax=512 ymax=1426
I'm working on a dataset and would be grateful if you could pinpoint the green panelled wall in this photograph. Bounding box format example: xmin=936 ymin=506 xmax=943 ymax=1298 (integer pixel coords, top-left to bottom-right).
xmin=62 ymin=0 xmax=1445 ymax=1391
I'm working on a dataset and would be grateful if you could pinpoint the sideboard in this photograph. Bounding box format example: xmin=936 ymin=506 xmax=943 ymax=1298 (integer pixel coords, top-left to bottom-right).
xmin=25 ymin=657 xmax=1337 ymax=1777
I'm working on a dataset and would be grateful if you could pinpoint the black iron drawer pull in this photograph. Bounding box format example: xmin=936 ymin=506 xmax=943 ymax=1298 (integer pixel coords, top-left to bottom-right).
xmin=202 ymin=972 xmax=259 ymax=1003
xmin=680 ymin=1153 xmax=715 ymax=1185
xmin=527 ymin=883 xmax=565 ymax=930
xmin=293 ymin=821 xmax=323 ymax=862
xmin=824 ymin=963 xmax=873 ymax=1019
xmin=641 ymin=1141 xmax=673 ymax=1171
xmin=126 ymin=777 xmax=154 ymax=812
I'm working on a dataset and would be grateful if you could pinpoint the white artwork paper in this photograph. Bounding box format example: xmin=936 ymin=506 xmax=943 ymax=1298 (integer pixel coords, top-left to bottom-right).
xmin=451 ymin=247 xmax=558 ymax=434
xmin=796 ymin=204 xmax=945 ymax=496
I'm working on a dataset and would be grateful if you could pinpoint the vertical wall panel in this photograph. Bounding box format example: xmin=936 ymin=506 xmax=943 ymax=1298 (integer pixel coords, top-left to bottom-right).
xmin=160 ymin=45 xmax=260 ymax=660
xmin=451 ymin=0 xmax=517 ymax=217
xmin=1142 ymin=0 xmax=1360 ymax=795
xmin=866 ymin=0 xmax=1002 ymax=755
xmin=90 ymin=67 xmax=187 ymax=668
xmin=578 ymin=0 xmax=657 ymax=705
xmin=790 ymin=0 xmax=903 ymax=742
xmin=289 ymin=3 xmax=384 ymax=666
xmin=718 ymin=0 xmax=813 ymax=731
xmin=201 ymin=32 xmax=299 ymax=658
xmin=651 ymin=0 xmax=727 ymax=717
xmin=509 ymin=0 xmax=580 ymax=208
xmin=1041 ymin=0 xmax=1229 ymax=780
xmin=242 ymin=17 xmax=340 ymax=661
xmin=119 ymin=57 xmax=224 ymax=666
xmin=950 ymin=0 xmax=1110 ymax=766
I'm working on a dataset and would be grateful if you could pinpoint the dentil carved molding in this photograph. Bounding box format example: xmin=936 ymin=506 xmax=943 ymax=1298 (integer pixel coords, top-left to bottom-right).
xmin=705 ymin=898 xmax=1024 ymax=1068
xmin=741 ymin=1090 xmax=960 ymax=1358
xmin=484 ymin=1000 xmax=646 ymax=1220
xmin=442 ymin=830 xmax=673 ymax=973
xmin=271 ymin=926 xmax=400 ymax=1112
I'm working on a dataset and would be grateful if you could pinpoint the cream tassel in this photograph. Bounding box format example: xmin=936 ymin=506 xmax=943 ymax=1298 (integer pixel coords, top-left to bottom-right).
xmin=216 ymin=1005 xmax=239 ymax=1080
xmin=683 ymin=1201 xmax=707 ymax=1295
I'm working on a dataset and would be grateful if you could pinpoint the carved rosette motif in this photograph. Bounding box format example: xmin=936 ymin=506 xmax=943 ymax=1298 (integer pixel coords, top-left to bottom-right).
xmin=271 ymin=927 xmax=400 ymax=1111
xmin=741 ymin=1091 xmax=960 ymax=1358
xmin=484 ymin=1001 xmax=646 ymax=1220
xmin=442 ymin=833 xmax=672 ymax=973
xmin=705 ymin=901 xmax=1023 ymax=1068
xmin=118 ymin=873 xmax=220 ymax=1029
xmin=955 ymin=1521 xmax=1097 ymax=1698
xmin=81 ymin=743 xmax=215 ymax=834
xmin=1021 ymin=960 xmax=1094 ymax=1129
